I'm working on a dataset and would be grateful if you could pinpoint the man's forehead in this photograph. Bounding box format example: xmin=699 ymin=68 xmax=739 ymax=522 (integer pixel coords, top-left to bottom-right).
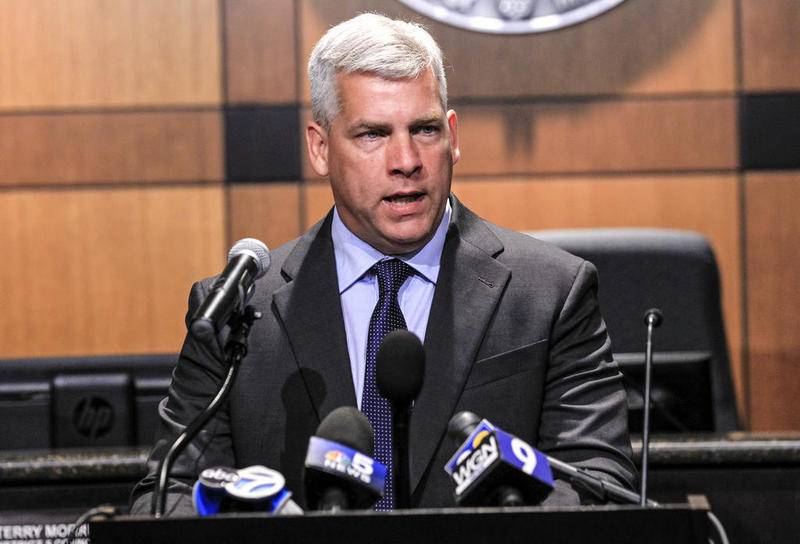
xmin=337 ymin=71 xmax=433 ymax=96
xmin=334 ymin=70 xmax=443 ymax=121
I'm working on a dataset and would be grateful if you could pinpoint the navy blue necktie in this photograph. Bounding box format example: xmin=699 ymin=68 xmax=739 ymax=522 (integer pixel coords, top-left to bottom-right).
xmin=362 ymin=258 xmax=414 ymax=511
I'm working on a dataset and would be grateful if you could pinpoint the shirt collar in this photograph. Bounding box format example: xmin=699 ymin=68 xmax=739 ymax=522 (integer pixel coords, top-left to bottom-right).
xmin=332 ymin=199 xmax=452 ymax=294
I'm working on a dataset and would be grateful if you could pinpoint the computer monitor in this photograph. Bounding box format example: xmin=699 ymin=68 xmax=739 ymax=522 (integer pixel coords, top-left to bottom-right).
xmin=0 ymin=353 xmax=176 ymax=450
xmin=616 ymin=351 xmax=713 ymax=433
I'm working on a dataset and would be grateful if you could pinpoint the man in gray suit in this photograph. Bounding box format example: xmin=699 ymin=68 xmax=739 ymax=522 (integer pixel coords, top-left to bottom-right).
xmin=132 ymin=13 xmax=635 ymax=514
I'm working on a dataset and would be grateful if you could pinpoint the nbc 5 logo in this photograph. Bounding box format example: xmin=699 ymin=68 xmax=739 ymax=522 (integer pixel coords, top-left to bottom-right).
xmin=349 ymin=453 xmax=374 ymax=482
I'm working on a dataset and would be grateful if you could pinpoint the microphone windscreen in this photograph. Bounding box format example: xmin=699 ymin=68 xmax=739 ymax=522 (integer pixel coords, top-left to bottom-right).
xmin=316 ymin=406 xmax=375 ymax=455
xmin=447 ymin=411 xmax=481 ymax=446
xmin=376 ymin=329 xmax=425 ymax=407
xmin=228 ymin=238 xmax=270 ymax=279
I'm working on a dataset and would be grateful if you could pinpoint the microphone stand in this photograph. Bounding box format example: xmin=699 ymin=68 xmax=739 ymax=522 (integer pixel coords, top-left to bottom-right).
xmin=640 ymin=308 xmax=663 ymax=507
xmin=392 ymin=403 xmax=412 ymax=509
xmin=151 ymin=306 xmax=262 ymax=518
xmin=547 ymin=455 xmax=659 ymax=507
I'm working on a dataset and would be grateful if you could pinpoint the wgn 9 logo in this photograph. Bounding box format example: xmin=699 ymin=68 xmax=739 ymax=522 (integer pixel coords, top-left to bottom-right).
xmin=510 ymin=437 xmax=538 ymax=475
xmin=451 ymin=431 xmax=499 ymax=493
xmin=448 ymin=426 xmax=551 ymax=493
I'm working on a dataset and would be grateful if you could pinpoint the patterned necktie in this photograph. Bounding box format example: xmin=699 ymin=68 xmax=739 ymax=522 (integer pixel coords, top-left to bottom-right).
xmin=362 ymin=258 xmax=414 ymax=511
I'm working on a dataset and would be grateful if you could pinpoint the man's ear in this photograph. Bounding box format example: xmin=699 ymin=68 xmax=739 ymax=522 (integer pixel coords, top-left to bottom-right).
xmin=447 ymin=109 xmax=460 ymax=166
xmin=305 ymin=121 xmax=330 ymax=177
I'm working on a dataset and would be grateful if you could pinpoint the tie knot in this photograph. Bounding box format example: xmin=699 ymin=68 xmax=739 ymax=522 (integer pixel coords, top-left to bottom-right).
xmin=372 ymin=258 xmax=414 ymax=297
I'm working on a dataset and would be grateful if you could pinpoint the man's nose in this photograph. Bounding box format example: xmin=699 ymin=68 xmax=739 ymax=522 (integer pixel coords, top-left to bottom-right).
xmin=387 ymin=134 xmax=422 ymax=177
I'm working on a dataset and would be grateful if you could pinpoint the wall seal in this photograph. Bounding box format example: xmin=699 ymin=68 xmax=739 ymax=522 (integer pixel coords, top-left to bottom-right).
xmin=397 ymin=0 xmax=626 ymax=34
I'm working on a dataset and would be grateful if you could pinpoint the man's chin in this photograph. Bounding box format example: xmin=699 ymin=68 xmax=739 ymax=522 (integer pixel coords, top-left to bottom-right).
xmin=376 ymin=230 xmax=432 ymax=256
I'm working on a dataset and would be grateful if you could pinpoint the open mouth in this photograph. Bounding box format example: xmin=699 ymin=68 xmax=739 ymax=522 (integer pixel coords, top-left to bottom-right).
xmin=384 ymin=193 xmax=424 ymax=205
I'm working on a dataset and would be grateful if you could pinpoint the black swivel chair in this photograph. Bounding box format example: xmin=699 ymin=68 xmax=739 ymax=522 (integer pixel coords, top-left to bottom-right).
xmin=527 ymin=228 xmax=739 ymax=432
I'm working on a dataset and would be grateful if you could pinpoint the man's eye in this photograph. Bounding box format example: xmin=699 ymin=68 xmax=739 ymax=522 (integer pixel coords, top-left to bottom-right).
xmin=358 ymin=130 xmax=382 ymax=140
xmin=415 ymin=125 xmax=439 ymax=135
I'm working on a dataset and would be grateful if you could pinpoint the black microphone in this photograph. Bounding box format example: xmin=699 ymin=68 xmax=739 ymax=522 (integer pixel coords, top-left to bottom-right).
xmin=376 ymin=330 xmax=425 ymax=509
xmin=449 ymin=411 xmax=657 ymax=507
xmin=190 ymin=238 xmax=270 ymax=344
xmin=151 ymin=239 xmax=268 ymax=518
xmin=304 ymin=407 xmax=387 ymax=512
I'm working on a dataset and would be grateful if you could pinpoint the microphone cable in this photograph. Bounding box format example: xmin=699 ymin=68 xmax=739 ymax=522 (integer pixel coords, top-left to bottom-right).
xmin=151 ymin=306 xmax=262 ymax=518
xmin=67 ymin=504 xmax=120 ymax=544
xmin=707 ymin=511 xmax=730 ymax=544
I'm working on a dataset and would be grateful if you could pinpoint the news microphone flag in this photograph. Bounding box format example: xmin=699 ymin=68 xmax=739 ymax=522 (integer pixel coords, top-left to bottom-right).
xmin=304 ymin=436 xmax=387 ymax=504
xmin=444 ymin=419 xmax=554 ymax=506
xmin=193 ymin=465 xmax=297 ymax=516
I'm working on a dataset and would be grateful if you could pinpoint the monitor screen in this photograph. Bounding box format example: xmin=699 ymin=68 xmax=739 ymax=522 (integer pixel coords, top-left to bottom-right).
xmin=616 ymin=351 xmax=713 ymax=433
xmin=0 ymin=354 xmax=176 ymax=450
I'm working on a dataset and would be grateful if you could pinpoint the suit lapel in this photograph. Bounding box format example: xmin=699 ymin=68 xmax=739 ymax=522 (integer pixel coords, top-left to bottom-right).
xmin=410 ymin=198 xmax=510 ymax=494
xmin=272 ymin=214 xmax=357 ymax=421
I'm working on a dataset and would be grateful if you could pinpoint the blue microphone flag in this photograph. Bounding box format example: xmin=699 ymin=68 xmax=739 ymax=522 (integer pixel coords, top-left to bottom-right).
xmin=444 ymin=419 xmax=554 ymax=504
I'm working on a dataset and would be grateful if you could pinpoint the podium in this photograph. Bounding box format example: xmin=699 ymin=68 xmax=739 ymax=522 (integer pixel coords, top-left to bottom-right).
xmin=91 ymin=503 xmax=709 ymax=543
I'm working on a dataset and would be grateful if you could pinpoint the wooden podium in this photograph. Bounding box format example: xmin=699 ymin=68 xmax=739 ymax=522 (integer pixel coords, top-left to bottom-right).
xmin=91 ymin=503 xmax=710 ymax=543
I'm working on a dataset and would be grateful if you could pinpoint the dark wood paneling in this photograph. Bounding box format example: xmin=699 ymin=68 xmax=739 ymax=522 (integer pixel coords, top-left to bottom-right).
xmin=224 ymin=105 xmax=302 ymax=182
xmin=229 ymin=183 xmax=302 ymax=249
xmin=745 ymin=172 xmax=800 ymax=430
xmin=740 ymin=93 xmax=800 ymax=170
xmin=741 ymin=0 xmax=800 ymax=91
xmin=0 ymin=186 xmax=225 ymax=357
xmin=0 ymin=111 xmax=224 ymax=185
xmin=225 ymin=0 xmax=297 ymax=104
xmin=0 ymin=0 xmax=221 ymax=110
xmin=451 ymin=174 xmax=744 ymax=414
xmin=300 ymin=0 xmax=735 ymax=100
xmin=453 ymin=98 xmax=738 ymax=175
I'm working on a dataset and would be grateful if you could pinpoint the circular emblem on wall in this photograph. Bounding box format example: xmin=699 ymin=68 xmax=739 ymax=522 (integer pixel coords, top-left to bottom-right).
xmin=397 ymin=0 xmax=626 ymax=34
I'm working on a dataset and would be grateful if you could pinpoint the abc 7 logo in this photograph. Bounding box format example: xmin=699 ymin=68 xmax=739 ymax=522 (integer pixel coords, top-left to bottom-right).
xmin=225 ymin=466 xmax=286 ymax=500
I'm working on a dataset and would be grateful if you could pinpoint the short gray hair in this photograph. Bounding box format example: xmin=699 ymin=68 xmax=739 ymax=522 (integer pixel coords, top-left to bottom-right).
xmin=308 ymin=13 xmax=448 ymax=130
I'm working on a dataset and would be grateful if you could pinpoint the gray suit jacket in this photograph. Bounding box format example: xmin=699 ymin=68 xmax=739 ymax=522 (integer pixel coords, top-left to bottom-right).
xmin=131 ymin=196 xmax=636 ymax=515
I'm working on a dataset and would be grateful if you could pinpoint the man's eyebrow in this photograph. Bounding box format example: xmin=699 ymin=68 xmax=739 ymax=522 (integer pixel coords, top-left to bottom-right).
xmin=411 ymin=115 xmax=444 ymax=126
xmin=349 ymin=121 xmax=391 ymax=132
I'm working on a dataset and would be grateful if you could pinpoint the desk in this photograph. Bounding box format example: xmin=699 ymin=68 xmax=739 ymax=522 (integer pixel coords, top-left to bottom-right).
xmin=92 ymin=504 xmax=710 ymax=544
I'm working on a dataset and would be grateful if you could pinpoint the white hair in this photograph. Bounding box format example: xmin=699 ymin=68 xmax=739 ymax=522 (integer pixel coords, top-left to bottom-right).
xmin=308 ymin=13 xmax=448 ymax=130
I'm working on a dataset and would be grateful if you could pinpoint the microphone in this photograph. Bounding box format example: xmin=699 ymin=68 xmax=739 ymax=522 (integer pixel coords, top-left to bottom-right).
xmin=640 ymin=308 xmax=664 ymax=507
xmin=304 ymin=406 xmax=387 ymax=512
xmin=190 ymin=238 xmax=270 ymax=344
xmin=376 ymin=330 xmax=425 ymax=509
xmin=448 ymin=411 xmax=657 ymax=506
xmin=193 ymin=465 xmax=303 ymax=516
xmin=151 ymin=239 xmax=268 ymax=518
xmin=445 ymin=412 xmax=554 ymax=506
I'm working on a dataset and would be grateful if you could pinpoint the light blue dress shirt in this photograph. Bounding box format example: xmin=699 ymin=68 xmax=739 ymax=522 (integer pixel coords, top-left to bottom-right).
xmin=332 ymin=201 xmax=451 ymax=408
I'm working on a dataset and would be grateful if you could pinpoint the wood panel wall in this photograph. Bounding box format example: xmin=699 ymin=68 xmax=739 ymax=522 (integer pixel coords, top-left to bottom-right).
xmin=1 ymin=0 xmax=798 ymax=430
xmin=0 ymin=0 xmax=226 ymax=358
